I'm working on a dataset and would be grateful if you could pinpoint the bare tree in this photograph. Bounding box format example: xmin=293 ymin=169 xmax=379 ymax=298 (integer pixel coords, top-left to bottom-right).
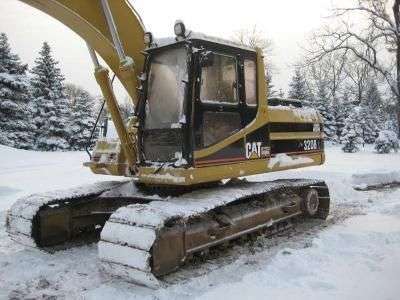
xmin=232 ymin=25 xmax=276 ymax=97
xmin=233 ymin=25 xmax=274 ymax=54
xmin=344 ymin=57 xmax=374 ymax=104
xmin=301 ymin=50 xmax=348 ymax=104
xmin=306 ymin=0 xmax=400 ymax=135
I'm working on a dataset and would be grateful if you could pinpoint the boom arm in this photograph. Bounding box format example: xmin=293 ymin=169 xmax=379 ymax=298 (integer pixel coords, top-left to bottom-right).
xmin=18 ymin=0 xmax=145 ymax=102
xmin=18 ymin=0 xmax=147 ymax=173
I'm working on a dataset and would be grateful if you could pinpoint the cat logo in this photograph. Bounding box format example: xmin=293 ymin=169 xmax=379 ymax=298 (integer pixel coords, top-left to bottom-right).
xmin=246 ymin=142 xmax=262 ymax=159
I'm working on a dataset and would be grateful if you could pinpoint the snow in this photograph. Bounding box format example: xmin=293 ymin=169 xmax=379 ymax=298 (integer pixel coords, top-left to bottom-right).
xmin=140 ymin=172 xmax=186 ymax=184
xmin=197 ymin=212 xmax=400 ymax=300
xmin=377 ymin=130 xmax=398 ymax=143
xmin=1 ymin=144 xmax=400 ymax=299
xmin=268 ymin=153 xmax=314 ymax=168
xmin=109 ymin=204 xmax=171 ymax=228
xmin=268 ymin=105 xmax=320 ymax=122
xmin=0 ymin=145 xmax=124 ymax=212
xmin=153 ymin=32 xmax=255 ymax=53
xmin=101 ymin=222 xmax=156 ymax=251
xmin=98 ymin=241 xmax=151 ymax=272
xmin=7 ymin=180 xmax=124 ymax=248
xmin=106 ymin=121 xmax=119 ymax=139
xmin=375 ymin=130 xmax=399 ymax=154
xmin=104 ymin=180 xmax=320 ymax=240
xmin=352 ymin=171 xmax=400 ymax=190
xmin=170 ymin=122 xmax=182 ymax=129
xmin=174 ymin=151 xmax=188 ymax=167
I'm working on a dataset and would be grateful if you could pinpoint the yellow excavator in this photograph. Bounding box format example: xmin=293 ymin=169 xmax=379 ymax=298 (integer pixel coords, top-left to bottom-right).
xmin=6 ymin=0 xmax=330 ymax=288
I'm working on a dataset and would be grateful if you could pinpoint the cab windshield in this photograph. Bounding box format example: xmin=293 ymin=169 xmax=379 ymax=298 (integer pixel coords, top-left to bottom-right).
xmin=145 ymin=47 xmax=187 ymax=129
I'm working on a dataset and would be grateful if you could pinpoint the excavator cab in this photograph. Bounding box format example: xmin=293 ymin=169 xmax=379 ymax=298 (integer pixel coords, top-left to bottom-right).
xmin=138 ymin=38 xmax=258 ymax=168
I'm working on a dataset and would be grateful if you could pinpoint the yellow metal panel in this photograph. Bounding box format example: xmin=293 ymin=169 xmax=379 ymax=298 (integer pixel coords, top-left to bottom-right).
xmin=139 ymin=152 xmax=323 ymax=186
xmin=270 ymin=132 xmax=323 ymax=141
xmin=18 ymin=0 xmax=145 ymax=102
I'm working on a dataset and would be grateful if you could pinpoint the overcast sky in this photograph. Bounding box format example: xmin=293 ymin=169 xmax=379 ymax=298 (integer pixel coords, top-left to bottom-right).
xmin=0 ymin=0 xmax=339 ymax=99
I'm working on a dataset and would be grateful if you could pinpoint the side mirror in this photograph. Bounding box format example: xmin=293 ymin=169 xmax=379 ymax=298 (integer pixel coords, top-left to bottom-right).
xmin=200 ymin=51 xmax=215 ymax=67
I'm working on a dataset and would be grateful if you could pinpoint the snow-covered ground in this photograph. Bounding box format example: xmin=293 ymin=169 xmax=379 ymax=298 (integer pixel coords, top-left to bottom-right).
xmin=0 ymin=145 xmax=400 ymax=299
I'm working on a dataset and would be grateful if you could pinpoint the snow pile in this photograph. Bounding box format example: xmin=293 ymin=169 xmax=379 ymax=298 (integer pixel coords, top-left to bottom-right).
xmin=269 ymin=105 xmax=320 ymax=122
xmin=268 ymin=154 xmax=314 ymax=169
xmin=352 ymin=171 xmax=400 ymax=190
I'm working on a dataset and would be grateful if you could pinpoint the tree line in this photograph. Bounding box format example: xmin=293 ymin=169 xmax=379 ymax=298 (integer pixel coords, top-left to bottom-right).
xmin=285 ymin=0 xmax=400 ymax=152
xmin=0 ymin=33 xmax=98 ymax=151
xmin=3 ymin=2 xmax=400 ymax=155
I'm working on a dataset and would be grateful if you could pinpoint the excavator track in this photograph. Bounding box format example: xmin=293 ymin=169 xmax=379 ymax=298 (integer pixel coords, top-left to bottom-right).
xmin=6 ymin=181 xmax=141 ymax=250
xmin=99 ymin=179 xmax=330 ymax=288
xmin=7 ymin=179 xmax=329 ymax=288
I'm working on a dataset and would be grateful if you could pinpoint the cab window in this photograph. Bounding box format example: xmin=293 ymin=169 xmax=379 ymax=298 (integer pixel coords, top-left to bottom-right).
xmin=200 ymin=54 xmax=238 ymax=104
xmin=244 ymin=59 xmax=257 ymax=106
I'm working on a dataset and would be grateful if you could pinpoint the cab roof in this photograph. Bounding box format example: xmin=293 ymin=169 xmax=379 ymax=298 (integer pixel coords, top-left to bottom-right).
xmin=150 ymin=31 xmax=256 ymax=54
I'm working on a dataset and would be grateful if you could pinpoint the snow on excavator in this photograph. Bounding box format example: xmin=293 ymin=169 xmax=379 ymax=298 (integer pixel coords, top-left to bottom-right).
xmin=6 ymin=0 xmax=330 ymax=288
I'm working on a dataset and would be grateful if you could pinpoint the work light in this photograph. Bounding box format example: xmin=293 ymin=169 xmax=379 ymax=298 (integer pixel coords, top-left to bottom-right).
xmin=174 ymin=20 xmax=186 ymax=39
xmin=144 ymin=31 xmax=153 ymax=47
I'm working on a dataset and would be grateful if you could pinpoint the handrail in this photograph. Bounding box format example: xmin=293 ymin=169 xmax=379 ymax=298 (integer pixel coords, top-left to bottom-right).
xmin=85 ymin=74 xmax=116 ymax=159
xmin=85 ymin=100 xmax=105 ymax=159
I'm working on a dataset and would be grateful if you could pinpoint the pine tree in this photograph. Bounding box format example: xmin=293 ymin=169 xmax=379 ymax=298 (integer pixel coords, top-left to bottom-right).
xmin=363 ymin=79 xmax=387 ymax=132
xmin=30 ymin=42 xmax=70 ymax=151
xmin=375 ymin=130 xmax=399 ymax=153
xmin=340 ymin=108 xmax=364 ymax=152
xmin=288 ymin=67 xmax=309 ymax=100
xmin=65 ymin=84 xmax=97 ymax=150
xmin=0 ymin=33 xmax=35 ymax=149
xmin=334 ymin=90 xmax=353 ymax=142
xmin=358 ymin=105 xmax=380 ymax=144
xmin=365 ymin=80 xmax=383 ymax=112
xmin=314 ymin=78 xmax=337 ymax=141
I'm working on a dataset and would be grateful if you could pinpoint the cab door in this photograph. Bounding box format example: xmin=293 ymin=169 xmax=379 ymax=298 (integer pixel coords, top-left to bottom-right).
xmin=193 ymin=52 xmax=246 ymax=167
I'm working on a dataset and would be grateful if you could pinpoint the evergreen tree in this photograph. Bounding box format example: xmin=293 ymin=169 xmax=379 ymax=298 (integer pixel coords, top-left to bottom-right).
xmin=340 ymin=108 xmax=364 ymax=153
xmin=365 ymin=80 xmax=383 ymax=112
xmin=358 ymin=105 xmax=380 ymax=144
xmin=375 ymin=130 xmax=399 ymax=153
xmin=0 ymin=33 xmax=35 ymax=149
xmin=363 ymin=79 xmax=387 ymax=132
xmin=30 ymin=42 xmax=70 ymax=151
xmin=288 ymin=67 xmax=309 ymax=100
xmin=314 ymin=78 xmax=337 ymax=141
xmin=334 ymin=89 xmax=356 ymax=142
xmin=65 ymin=84 xmax=97 ymax=150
